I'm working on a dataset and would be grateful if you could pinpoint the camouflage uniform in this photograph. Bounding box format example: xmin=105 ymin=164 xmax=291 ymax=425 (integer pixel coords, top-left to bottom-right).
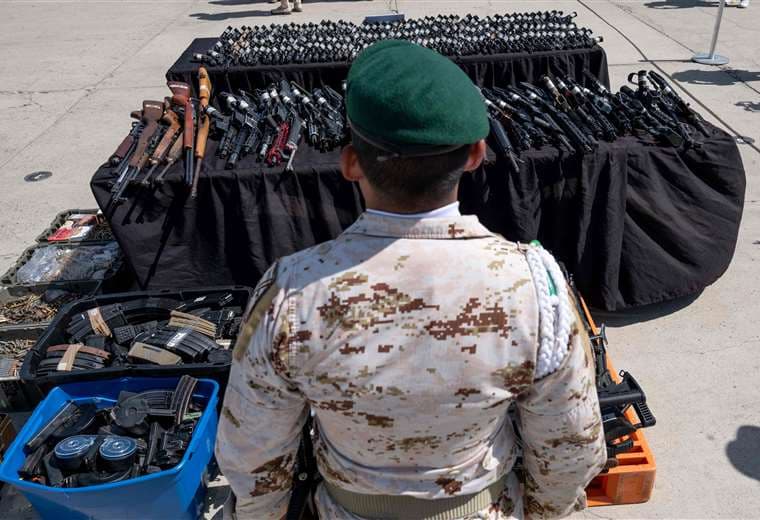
xmin=216 ymin=212 xmax=606 ymax=520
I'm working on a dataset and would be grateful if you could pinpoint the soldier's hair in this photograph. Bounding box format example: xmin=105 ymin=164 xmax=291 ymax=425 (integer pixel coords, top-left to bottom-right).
xmin=351 ymin=131 xmax=471 ymax=207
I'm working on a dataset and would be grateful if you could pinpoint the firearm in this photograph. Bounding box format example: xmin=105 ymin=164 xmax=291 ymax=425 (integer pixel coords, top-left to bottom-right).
xmin=480 ymin=90 xmax=526 ymax=172
xmin=141 ymin=103 xmax=182 ymax=187
xmin=107 ymin=100 xmax=164 ymax=212
xmin=290 ymin=82 xmax=322 ymax=148
xmin=518 ymin=82 xmax=594 ymax=153
xmin=569 ymin=284 xmax=656 ymax=465
xmin=559 ymin=77 xmax=619 ymax=141
xmin=225 ymin=92 xmax=263 ymax=170
xmin=617 ymin=86 xmax=684 ymax=148
xmin=109 ymin=118 xmax=144 ymax=167
xmin=583 ymin=72 xmax=662 ymax=140
xmin=284 ymin=111 xmax=303 ymax=172
xmin=240 ymin=91 xmax=267 ymax=155
xmin=577 ymin=83 xmax=632 ymax=135
xmin=541 ymin=75 xmax=601 ymax=144
xmin=191 ymin=66 xmax=212 ymax=198
xmin=486 ymin=113 xmax=521 ymax=173
xmin=481 ymin=88 xmax=533 ymax=151
xmin=647 ymin=70 xmax=709 ymax=136
xmin=627 ymin=71 xmax=702 ymax=149
xmin=217 ymin=93 xmax=241 ymax=159
xmin=495 ymin=86 xmax=572 ymax=151
xmin=167 ymin=81 xmax=195 ymax=187
xmin=153 ymin=132 xmax=185 ymax=186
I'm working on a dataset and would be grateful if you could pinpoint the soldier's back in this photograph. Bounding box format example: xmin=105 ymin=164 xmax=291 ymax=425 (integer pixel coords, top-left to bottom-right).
xmin=276 ymin=214 xmax=540 ymax=498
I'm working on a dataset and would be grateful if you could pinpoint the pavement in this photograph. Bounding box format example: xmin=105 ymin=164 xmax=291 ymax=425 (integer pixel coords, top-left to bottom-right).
xmin=1 ymin=0 xmax=759 ymax=518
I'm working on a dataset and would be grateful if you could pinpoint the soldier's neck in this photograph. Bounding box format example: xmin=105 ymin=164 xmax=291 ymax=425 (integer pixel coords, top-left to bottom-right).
xmin=364 ymin=190 xmax=460 ymax=216
xmin=367 ymin=201 xmax=461 ymax=219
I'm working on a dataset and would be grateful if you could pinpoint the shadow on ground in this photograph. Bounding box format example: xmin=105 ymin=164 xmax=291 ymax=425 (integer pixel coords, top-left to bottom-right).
xmin=190 ymin=9 xmax=271 ymax=20
xmin=590 ymin=291 xmax=702 ymax=327
xmin=191 ymin=0 xmax=374 ymax=21
xmin=726 ymin=426 xmax=760 ymax=483
xmin=671 ymin=69 xmax=760 ymax=86
xmin=644 ymin=0 xmax=719 ymax=8
xmin=736 ymin=101 xmax=760 ymax=112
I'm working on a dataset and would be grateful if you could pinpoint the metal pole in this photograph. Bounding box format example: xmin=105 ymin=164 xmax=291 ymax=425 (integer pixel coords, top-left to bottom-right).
xmin=692 ymin=0 xmax=729 ymax=65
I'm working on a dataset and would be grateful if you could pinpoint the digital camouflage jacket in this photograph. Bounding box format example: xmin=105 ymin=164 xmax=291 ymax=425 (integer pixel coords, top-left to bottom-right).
xmin=216 ymin=213 xmax=606 ymax=520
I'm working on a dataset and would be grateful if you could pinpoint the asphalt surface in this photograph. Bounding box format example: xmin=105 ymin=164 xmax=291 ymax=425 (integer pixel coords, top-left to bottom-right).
xmin=1 ymin=1 xmax=758 ymax=518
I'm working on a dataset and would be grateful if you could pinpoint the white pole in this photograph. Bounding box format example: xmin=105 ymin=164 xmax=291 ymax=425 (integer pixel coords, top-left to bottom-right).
xmin=692 ymin=0 xmax=729 ymax=65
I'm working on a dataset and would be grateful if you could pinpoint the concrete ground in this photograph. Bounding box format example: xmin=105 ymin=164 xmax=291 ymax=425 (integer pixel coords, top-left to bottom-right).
xmin=1 ymin=0 xmax=758 ymax=518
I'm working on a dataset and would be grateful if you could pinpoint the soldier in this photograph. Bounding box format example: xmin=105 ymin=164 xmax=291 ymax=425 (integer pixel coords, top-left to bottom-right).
xmin=216 ymin=40 xmax=607 ymax=519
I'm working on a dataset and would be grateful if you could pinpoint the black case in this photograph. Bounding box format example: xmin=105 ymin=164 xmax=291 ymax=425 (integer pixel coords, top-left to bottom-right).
xmin=1 ymin=242 xmax=123 ymax=297
xmin=19 ymin=286 xmax=252 ymax=397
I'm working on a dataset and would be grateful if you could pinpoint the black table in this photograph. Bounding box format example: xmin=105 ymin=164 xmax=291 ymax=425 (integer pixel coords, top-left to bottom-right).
xmin=167 ymin=38 xmax=610 ymax=97
xmin=91 ymin=123 xmax=745 ymax=312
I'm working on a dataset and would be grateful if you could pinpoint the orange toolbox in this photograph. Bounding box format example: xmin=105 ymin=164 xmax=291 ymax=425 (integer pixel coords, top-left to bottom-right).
xmin=580 ymin=298 xmax=656 ymax=507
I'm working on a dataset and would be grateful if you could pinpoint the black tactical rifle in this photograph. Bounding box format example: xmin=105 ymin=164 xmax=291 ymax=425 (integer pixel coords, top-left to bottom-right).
xmin=569 ymin=282 xmax=656 ymax=466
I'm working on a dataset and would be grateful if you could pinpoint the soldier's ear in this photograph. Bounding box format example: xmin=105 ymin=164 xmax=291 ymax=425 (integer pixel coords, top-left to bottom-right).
xmin=462 ymin=140 xmax=487 ymax=172
xmin=341 ymin=144 xmax=365 ymax=182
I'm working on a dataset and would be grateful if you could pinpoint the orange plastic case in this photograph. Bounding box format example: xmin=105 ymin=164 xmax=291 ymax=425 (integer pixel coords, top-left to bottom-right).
xmin=586 ymin=360 xmax=657 ymax=506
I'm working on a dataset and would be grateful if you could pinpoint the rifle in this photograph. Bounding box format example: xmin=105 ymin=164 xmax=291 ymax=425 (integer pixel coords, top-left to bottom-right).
xmin=519 ymin=82 xmax=594 ymax=153
xmin=496 ymin=86 xmax=573 ymax=151
xmin=141 ymin=104 xmax=182 ymax=187
xmin=540 ymin=75 xmax=601 ymax=145
xmin=570 ymin=283 xmax=656 ymax=465
xmin=225 ymin=93 xmax=262 ymax=170
xmin=284 ymin=111 xmax=304 ymax=172
xmin=486 ymin=114 xmax=521 ymax=174
xmin=109 ymin=119 xmax=144 ymax=167
xmin=107 ymin=100 xmax=164 ymax=212
xmin=617 ymin=87 xmax=684 ymax=148
xmin=481 ymin=88 xmax=533 ymax=151
xmin=217 ymin=93 xmax=240 ymax=159
xmin=627 ymin=71 xmax=703 ymax=150
xmin=647 ymin=70 xmax=709 ymax=137
xmin=191 ymin=66 xmax=212 ymax=198
xmin=154 ymin=131 xmax=185 ymax=186
xmin=167 ymin=81 xmax=195 ymax=187
xmin=559 ymin=77 xmax=619 ymax=142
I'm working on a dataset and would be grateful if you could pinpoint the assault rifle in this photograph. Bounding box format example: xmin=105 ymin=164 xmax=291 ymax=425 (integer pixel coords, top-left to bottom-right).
xmin=646 ymin=70 xmax=709 ymax=136
xmin=518 ymin=82 xmax=594 ymax=153
xmin=625 ymin=71 xmax=702 ymax=149
xmin=570 ymin=283 xmax=656 ymax=466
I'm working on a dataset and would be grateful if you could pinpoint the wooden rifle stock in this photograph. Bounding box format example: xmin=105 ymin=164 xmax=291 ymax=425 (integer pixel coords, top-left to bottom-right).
xmin=129 ymin=101 xmax=164 ymax=170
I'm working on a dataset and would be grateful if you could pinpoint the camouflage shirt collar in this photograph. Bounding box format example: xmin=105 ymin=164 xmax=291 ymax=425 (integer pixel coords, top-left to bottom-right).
xmin=344 ymin=212 xmax=495 ymax=240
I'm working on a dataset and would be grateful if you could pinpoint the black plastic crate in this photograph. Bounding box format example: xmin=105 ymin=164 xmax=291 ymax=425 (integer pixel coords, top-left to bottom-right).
xmin=36 ymin=208 xmax=113 ymax=244
xmin=0 ymin=242 xmax=122 ymax=297
xmin=0 ymin=289 xmax=95 ymax=335
xmin=0 ymin=323 xmax=47 ymax=412
xmin=19 ymin=286 xmax=251 ymax=397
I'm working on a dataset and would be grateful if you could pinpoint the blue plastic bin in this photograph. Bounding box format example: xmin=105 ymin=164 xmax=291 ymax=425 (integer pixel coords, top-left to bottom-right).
xmin=0 ymin=377 xmax=219 ymax=520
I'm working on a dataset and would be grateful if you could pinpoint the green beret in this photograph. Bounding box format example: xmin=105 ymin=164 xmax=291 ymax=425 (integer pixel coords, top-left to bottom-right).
xmin=346 ymin=40 xmax=488 ymax=157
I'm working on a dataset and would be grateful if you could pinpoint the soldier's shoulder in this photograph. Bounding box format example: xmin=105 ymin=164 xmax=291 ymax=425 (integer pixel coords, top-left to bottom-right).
xmin=480 ymin=234 xmax=533 ymax=258
xmin=273 ymin=236 xmax=350 ymax=287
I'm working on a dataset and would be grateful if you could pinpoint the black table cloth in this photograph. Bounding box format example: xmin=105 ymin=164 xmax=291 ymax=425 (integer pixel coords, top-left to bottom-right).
xmin=167 ymin=38 xmax=610 ymax=97
xmin=91 ymin=123 xmax=745 ymax=311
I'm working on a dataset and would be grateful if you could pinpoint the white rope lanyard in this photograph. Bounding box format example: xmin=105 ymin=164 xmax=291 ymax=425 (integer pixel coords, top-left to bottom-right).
xmin=525 ymin=245 xmax=573 ymax=380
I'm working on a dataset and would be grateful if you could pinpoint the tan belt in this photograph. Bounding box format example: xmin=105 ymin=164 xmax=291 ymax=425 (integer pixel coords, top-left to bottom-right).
xmin=324 ymin=474 xmax=507 ymax=520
